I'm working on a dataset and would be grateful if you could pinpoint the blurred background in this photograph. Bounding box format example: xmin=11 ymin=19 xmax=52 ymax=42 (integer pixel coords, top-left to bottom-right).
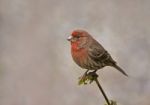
xmin=0 ymin=0 xmax=150 ymax=105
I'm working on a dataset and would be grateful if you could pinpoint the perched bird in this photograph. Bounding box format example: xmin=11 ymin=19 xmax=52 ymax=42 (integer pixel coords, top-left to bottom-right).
xmin=67 ymin=29 xmax=128 ymax=76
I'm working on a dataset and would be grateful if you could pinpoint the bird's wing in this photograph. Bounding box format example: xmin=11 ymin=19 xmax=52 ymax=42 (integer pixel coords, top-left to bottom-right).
xmin=88 ymin=41 xmax=116 ymax=64
xmin=88 ymin=48 xmax=108 ymax=61
xmin=88 ymin=39 xmax=128 ymax=76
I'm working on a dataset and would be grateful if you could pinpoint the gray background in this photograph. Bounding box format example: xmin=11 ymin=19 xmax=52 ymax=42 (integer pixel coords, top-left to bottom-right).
xmin=0 ymin=0 xmax=150 ymax=105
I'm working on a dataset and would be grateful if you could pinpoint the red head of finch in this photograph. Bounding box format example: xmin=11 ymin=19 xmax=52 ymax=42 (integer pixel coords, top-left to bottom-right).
xmin=67 ymin=29 xmax=128 ymax=76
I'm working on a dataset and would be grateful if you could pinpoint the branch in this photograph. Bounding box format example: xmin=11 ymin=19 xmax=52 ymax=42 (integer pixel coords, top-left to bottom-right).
xmin=78 ymin=71 xmax=117 ymax=105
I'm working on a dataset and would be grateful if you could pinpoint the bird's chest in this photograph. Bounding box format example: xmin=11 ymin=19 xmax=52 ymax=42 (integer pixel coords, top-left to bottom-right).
xmin=71 ymin=45 xmax=88 ymax=68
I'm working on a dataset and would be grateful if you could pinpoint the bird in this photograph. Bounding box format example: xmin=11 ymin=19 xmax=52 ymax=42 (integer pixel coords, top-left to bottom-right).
xmin=67 ymin=29 xmax=128 ymax=77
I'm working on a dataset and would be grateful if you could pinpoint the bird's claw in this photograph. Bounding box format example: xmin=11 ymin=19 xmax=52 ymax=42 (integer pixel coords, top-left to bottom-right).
xmin=78 ymin=71 xmax=98 ymax=85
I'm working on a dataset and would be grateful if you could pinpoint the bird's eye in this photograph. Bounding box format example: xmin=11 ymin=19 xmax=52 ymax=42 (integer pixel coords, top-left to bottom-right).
xmin=71 ymin=35 xmax=80 ymax=42
xmin=75 ymin=35 xmax=80 ymax=39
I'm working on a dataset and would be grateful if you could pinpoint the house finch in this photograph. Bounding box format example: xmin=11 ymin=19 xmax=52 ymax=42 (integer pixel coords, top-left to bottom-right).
xmin=67 ymin=29 xmax=128 ymax=76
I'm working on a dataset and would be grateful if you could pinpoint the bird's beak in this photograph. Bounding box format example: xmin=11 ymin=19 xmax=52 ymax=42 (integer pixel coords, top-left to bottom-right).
xmin=67 ymin=36 xmax=72 ymax=41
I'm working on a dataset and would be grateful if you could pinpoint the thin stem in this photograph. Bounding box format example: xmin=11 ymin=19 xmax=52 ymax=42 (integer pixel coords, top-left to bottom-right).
xmin=95 ymin=78 xmax=111 ymax=105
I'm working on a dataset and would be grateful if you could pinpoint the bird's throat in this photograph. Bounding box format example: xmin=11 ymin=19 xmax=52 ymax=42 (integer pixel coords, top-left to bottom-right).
xmin=71 ymin=43 xmax=88 ymax=63
xmin=71 ymin=42 xmax=81 ymax=51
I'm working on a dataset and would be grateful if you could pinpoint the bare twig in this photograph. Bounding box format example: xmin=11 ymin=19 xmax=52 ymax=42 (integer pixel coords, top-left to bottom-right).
xmin=78 ymin=71 xmax=117 ymax=105
xmin=95 ymin=77 xmax=111 ymax=105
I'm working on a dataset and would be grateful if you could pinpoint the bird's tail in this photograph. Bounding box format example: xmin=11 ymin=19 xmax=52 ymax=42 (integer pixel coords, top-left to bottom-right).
xmin=113 ymin=64 xmax=128 ymax=77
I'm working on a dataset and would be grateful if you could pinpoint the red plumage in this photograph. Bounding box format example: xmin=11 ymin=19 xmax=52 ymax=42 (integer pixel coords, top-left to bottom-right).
xmin=68 ymin=29 xmax=128 ymax=76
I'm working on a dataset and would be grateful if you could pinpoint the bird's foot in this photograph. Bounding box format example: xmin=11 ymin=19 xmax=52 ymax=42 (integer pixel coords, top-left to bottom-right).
xmin=78 ymin=70 xmax=98 ymax=85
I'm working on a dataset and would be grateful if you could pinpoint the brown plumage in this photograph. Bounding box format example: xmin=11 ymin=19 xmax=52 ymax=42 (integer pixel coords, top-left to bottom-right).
xmin=67 ymin=29 xmax=128 ymax=76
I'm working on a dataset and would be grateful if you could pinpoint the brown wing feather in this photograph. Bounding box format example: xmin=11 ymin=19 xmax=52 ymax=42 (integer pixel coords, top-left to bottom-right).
xmin=88 ymin=39 xmax=128 ymax=76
